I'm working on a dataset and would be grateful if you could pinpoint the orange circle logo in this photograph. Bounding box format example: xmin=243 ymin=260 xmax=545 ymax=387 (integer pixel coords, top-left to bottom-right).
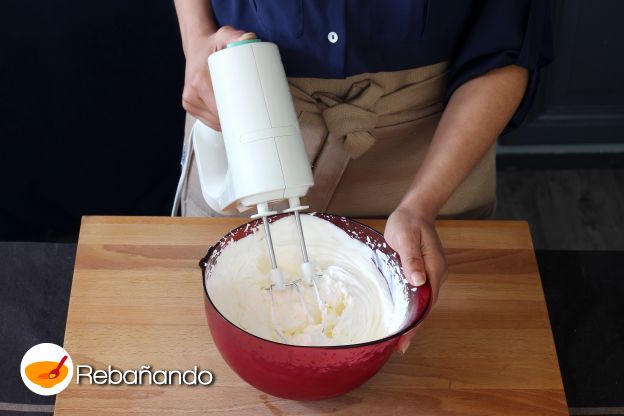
xmin=20 ymin=343 xmax=73 ymax=396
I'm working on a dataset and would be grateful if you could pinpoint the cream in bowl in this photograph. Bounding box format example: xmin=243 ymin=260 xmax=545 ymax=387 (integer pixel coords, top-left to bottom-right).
xmin=206 ymin=214 xmax=410 ymax=346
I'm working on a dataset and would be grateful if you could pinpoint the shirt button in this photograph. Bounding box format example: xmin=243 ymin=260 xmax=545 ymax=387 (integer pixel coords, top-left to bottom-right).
xmin=327 ymin=32 xmax=338 ymax=43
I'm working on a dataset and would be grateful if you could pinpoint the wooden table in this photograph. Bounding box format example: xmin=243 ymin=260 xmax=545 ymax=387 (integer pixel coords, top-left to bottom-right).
xmin=55 ymin=216 xmax=567 ymax=415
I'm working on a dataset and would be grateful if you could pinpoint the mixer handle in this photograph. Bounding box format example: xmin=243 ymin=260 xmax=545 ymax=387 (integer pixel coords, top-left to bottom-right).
xmin=190 ymin=120 xmax=236 ymax=215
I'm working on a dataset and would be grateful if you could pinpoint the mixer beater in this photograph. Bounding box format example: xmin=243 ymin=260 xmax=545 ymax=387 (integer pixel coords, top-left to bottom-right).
xmin=252 ymin=198 xmax=327 ymax=342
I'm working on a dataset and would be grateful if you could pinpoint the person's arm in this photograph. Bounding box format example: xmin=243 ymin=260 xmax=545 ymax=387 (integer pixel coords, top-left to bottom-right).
xmin=386 ymin=65 xmax=528 ymax=351
xmin=400 ymin=65 xmax=528 ymax=221
xmin=173 ymin=0 xmax=250 ymax=129
xmin=174 ymin=0 xmax=218 ymax=57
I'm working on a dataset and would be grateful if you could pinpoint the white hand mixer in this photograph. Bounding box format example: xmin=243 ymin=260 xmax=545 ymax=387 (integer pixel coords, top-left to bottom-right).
xmin=172 ymin=38 xmax=326 ymax=341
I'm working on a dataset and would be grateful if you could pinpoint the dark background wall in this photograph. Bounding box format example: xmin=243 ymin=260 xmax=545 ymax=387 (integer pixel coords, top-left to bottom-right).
xmin=503 ymin=0 xmax=624 ymax=147
xmin=0 ymin=0 xmax=186 ymax=240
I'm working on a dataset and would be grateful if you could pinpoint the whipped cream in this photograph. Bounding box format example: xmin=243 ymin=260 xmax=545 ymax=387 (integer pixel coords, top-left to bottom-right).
xmin=205 ymin=215 xmax=409 ymax=346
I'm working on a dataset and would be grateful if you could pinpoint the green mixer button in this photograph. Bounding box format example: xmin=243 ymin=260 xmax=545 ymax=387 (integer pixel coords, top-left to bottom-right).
xmin=226 ymin=39 xmax=262 ymax=48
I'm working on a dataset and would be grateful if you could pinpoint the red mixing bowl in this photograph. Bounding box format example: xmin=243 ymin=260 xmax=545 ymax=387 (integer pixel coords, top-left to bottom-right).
xmin=200 ymin=213 xmax=432 ymax=400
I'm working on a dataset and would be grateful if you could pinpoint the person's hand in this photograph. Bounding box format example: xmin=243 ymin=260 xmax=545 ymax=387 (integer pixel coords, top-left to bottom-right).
xmin=384 ymin=206 xmax=448 ymax=354
xmin=182 ymin=27 xmax=254 ymax=130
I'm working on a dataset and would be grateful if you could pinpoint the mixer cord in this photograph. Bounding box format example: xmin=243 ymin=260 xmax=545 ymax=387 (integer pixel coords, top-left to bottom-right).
xmin=171 ymin=125 xmax=195 ymax=217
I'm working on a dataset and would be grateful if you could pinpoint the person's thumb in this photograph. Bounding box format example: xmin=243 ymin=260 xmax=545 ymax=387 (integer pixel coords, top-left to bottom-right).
xmin=397 ymin=231 xmax=427 ymax=287
xmin=214 ymin=26 xmax=256 ymax=50
xmin=397 ymin=325 xmax=422 ymax=355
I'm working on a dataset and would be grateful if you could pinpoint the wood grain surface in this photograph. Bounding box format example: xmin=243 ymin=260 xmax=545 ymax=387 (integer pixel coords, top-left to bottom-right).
xmin=54 ymin=216 xmax=567 ymax=415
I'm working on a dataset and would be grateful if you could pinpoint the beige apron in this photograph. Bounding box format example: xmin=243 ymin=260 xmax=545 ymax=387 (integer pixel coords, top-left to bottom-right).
xmin=181 ymin=61 xmax=495 ymax=219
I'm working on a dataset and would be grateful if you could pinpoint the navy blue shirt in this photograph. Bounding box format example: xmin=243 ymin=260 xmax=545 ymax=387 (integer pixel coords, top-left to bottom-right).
xmin=211 ymin=0 xmax=553 ymax=129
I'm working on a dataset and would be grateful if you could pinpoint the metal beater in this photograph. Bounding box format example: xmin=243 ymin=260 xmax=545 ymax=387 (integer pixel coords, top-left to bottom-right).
xmin=255 ymin=198 xmax=326 ymax=342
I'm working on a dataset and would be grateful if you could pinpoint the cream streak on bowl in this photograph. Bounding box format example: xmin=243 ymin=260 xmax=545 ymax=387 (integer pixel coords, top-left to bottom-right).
xmin=206 ymin=215 xmax=409 ymax=346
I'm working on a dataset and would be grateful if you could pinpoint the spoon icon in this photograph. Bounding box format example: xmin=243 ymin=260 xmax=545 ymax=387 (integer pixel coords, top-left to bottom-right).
xmin=38 ymin=355 xmax=68 ymax=380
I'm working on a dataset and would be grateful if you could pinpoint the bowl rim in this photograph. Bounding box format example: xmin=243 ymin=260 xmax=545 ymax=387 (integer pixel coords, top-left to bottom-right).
xmin=200 ymin=213 xmax=433 ymax=350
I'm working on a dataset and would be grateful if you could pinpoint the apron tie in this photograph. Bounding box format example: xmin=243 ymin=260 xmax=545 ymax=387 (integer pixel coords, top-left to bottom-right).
xmin=291 ymin=80 xmax=384 ymax=159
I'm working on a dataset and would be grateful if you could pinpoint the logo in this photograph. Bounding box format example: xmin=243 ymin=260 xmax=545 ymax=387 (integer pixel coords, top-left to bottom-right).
xmin=20 ymin=343 xmax=73 ymax=396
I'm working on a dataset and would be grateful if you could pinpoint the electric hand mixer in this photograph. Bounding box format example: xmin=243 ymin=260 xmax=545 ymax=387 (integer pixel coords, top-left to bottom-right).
xmin=172 ymin=39 xmax=326 ymax=341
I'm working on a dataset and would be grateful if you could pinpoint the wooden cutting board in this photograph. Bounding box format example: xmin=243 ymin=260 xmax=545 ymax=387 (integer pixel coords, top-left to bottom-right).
xmin=54 ymin=216 xmax=567 ymax=415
